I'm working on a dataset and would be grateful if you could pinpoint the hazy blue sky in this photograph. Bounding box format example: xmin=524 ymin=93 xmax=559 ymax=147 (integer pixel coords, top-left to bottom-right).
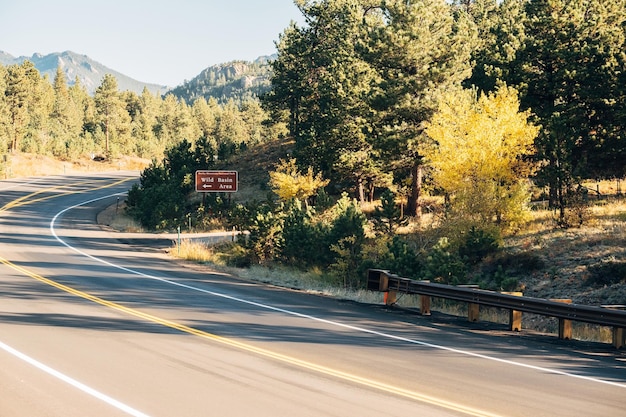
xmin=0 ymin=0 xmax=304 ymax=86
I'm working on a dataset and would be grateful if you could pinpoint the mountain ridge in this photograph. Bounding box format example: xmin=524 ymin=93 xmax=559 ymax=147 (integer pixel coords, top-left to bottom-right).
xmin=0 ymin=50 xmax=170 ymax=95
xmin=0 ymin=50 xmax=274 ymax=102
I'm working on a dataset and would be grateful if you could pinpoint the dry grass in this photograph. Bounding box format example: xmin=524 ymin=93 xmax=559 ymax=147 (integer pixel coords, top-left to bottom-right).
xmin=98 ymin=201 xmax=143 ymax=232
xmin=3 ymin=152 xmax=149 ymax=178
xmin=504 ymin=197 xmax=626 ymax=304
xmin=171 ymin=240 xmax=215 ymax=263
xmin=573 ymin=323 xmax=614 ymax=343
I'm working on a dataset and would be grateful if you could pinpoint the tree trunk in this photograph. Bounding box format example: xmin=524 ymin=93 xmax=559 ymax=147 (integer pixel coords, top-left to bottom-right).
xmin=549 ymin=179 xmax=558 ymax=209
xmin=357 ymin=177 xmax=365 ymax=204
xmin=406 ymin=162 xmax=423 ymax=218
xmin=11 ymin=113 xmax=19 ymax=152
xmin=105 ymin=114 xmax=110 ymax=154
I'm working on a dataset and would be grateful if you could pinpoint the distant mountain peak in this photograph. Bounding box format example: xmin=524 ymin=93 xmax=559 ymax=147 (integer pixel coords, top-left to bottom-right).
xmin=0 ymin=50 xmax=277 ymax=102
xmin=0 ymin=50 xmax=168 ymax=95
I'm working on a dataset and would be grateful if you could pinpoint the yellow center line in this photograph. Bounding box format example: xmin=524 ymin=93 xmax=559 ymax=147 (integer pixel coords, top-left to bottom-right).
xmin=0 ymin=255 xmax=500 ymax=417
xmin=0 ymin=177 xmax=503 ymax=417
xmin=0 ymin=177 xmax=131 ymax=213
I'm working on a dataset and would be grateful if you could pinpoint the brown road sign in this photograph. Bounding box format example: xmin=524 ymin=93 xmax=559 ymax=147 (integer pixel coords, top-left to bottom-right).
xmin=195 ymin=170 xmax=238 ymax=192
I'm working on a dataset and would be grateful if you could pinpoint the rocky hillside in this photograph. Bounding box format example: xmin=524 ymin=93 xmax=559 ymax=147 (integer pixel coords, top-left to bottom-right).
xmin=166 ymin=55 xmax=275 ymax=104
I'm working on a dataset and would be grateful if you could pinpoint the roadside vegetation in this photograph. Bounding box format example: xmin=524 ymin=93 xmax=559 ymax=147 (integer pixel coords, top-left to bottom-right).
xmin=2 ymin=1 xmax=625 ymax=343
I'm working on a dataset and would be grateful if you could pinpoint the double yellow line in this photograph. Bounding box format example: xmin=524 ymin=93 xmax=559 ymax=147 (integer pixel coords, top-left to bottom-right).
xmin=0 ymin=177 xmax=501 ymax=417
xmin=0 ymin=177 xmax=130 ymax=213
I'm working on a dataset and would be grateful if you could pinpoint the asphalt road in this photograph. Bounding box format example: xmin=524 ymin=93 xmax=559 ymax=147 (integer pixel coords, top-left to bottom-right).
xmin=1 ymin=173 xmax=625 ymax=417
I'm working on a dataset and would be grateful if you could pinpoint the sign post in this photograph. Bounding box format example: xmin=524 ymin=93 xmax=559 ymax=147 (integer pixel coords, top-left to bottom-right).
xmin=195 ymin=170 xmax=238 ymax=193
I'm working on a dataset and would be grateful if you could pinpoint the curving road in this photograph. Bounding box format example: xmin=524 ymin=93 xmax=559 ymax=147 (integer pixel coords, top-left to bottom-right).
xmin=1 ymin=173 xmax=625 ymax=417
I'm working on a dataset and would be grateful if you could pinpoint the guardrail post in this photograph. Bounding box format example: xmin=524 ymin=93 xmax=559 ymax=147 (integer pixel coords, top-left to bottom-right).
xmin=503 ymin=292 xmax=523 ymax=331
xmin=601 ymin=306 xmax=626 ymax=349
xmin=420 ymin=295 xmax=431 ymax=315
xmin=468 ymin=303 xmax=480 ymax=322
xmin=457 ymin=285 xmax=481 ymax=322
xmin=509 ymin=310 xmax=522 ymax=331
xmin=384 ymin=290 xmax=397 ymax=306
xmin=551 ymin=299 xmax=573 ymax=340
xmin=613 ymin=328 xmax=625 ymax=349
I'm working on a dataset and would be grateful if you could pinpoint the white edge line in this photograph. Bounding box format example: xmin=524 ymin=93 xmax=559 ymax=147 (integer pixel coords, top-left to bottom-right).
xmin=0 ymin=340 xmax=150 ymax=417
xmin=50 ymin=193 xmax=626 ymax=390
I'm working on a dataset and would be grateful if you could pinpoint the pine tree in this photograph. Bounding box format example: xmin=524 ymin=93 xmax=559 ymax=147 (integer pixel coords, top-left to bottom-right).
xmin=214 ymin=99 xmax=247 ymax=160
xmin=192 ymin=97 xmax=219 ymax=144
xmin=464 ymin=0 xmax=528 ymax=93
xmin=94 ymin=74 xmax=130 ymax=155
xmin=22 ymin=60 xmax=53 ymax=154
xmin=372 ymin=189 xmax=408 ymax=236
xmin=0 ymin=65 xmax=10 ymax=157
xmin=67 ymin=77 xmax=94 ymax=158
xmin=154 ymin=93 xmax=179 ymax=148
xmin=362 ymin=0 xmax=478 ymax=217
xmin=132 ymin=87 xmax=161 ymax=157
xmin=48 ymin=66 xmax=74 ymax=156
xmin=264 ymin=0 xmax=379 ymax=187
xmin=511 ymin=0 xmax=626 ymax=221
xmin=5 ymin=63 xmax=30 ymax=152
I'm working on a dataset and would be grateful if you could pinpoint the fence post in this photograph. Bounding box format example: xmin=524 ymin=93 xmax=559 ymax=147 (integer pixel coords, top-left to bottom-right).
xmin=458 ymin=285 xmax=481 ymax=322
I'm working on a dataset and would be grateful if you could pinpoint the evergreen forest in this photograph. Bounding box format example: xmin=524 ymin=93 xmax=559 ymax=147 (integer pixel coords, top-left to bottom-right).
xmin=2 ymin=0 xmax=625 ymax=291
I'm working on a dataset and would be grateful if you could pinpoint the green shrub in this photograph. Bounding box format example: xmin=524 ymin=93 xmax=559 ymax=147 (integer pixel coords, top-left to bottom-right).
xmin=458 ymin=226 xmax=500 ymax=265
xmin=126 ymin=138 xmax=214 ymax=230
xmin=245 ymin=207 xmax=283 ymax=264
xmin=225 ymin=244 xmax=253 ymax=268
xmin=423 ymin=237 xmax=467 ymax=285
xmin=481 ymin=251 xmax=545 ymax=275
xmin=378 ymin=236 xmax=424 ymax=280
xmin=329 ymin=236 xmax=364 ymax=288
xmin=587 ymin=261 xmax=626 ymax=287
xmin=325 ymin=196 xmax=367 ymax=287
xmin=327 ymin=194 xmax=366 ymax=245
xmin=281 ymin=200 xmax=330 ymax=266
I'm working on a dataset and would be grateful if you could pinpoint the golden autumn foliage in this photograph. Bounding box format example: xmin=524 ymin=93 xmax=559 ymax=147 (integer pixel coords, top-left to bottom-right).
xmin=424 ymin=85 xmax=539 ymax=230
xmin=269 ymin=158 xmax=329 ymax=204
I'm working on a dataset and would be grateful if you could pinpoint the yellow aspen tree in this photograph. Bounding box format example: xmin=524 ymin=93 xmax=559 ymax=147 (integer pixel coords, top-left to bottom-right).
xmin=269 ymin=158 xmax=329 ymax=205
xmin=424 ymin=85 xmax=539 ymax=231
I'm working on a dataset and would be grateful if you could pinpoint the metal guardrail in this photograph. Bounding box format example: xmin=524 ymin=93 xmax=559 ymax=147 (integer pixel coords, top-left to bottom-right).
xmin=367 ymin=269 xmax=626 ymax=348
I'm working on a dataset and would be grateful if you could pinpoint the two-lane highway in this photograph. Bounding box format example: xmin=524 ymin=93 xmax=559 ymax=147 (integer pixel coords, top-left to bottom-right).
xmin=1 ymin=173 xmax=625 ymax=416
